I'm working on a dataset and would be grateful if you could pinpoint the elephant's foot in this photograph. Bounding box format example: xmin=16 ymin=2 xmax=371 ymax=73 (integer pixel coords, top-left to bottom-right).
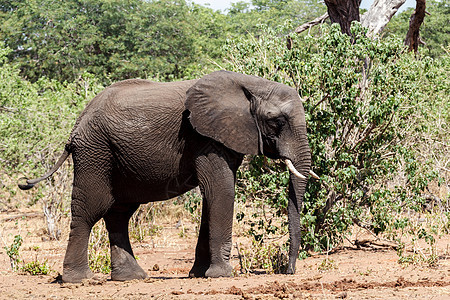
xmin=286 ymin=265 xmax=296 ymax=274
xmin=286 ymin=257 xmax=296 ymax=274
xmin=188 ymin=263 xmax=209 ymax=278
xmin=62 ymin=267 xmax=94 ymax=283
xmin=110 ymin=246 xmax=147 ymax=281
xmin=111 ymin=264 xmax=147 ymax=281
xmin=205 ymin=262 xmax=233 ymax=278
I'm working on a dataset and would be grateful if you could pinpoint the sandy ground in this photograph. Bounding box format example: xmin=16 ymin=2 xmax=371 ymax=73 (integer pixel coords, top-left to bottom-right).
xmin=0 ymin=209 xmax=449 ymax=299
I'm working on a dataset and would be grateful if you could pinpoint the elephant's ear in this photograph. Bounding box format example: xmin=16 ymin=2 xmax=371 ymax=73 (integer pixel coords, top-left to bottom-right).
xmin=185 ymin=70 xmax=261 ymax=155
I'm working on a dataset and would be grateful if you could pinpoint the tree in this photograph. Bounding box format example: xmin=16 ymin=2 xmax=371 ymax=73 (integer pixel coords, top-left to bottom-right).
xmin=385 ymin=0 xmax=449 ymax=57
xmin=296 ymin=0 xmax=429 ymax=44
xmin=323 ymin=0 xmax=361 ymax=35
xmin=295 ymin=0 xmax=407 ymax=36
xmin=361 ymin=0 xmax=406 ymax=36
xmin=227 ymin=0 xmax=326 ymax=37
xmin=225 ymin=23 xmax=449 ymax=253
xmin=404 ymin=0 xmax=427 ymax=52
xmin=419 ymin=0 xmax=449 ymax=57
xmin=0 ymin=0 xmax=218 ymax=83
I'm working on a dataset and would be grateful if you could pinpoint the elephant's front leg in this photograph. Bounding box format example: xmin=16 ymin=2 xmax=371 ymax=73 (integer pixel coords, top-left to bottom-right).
xmin=189 ymin=150 xmax=242 ymax=278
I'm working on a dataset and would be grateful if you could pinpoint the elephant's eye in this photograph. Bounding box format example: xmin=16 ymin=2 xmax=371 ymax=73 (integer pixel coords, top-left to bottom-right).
xmin=266 ymin=117 xmax=286 ymax=135
xmin=268 ymin=117 xmax=285 ymax=128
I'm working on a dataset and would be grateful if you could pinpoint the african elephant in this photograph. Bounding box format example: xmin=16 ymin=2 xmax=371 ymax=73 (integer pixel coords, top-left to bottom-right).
xmin=18 ymin=70 xmax=314 ymax=283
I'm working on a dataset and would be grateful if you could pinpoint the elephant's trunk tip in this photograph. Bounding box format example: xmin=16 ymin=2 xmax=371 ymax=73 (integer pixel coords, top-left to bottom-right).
xmin=17 ymin=177 xmax=36 ymax=190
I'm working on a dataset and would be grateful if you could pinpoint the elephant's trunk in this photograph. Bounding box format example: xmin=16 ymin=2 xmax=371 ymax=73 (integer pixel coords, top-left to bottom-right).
xmin=285 ymin=142 xmax=311 ymax=274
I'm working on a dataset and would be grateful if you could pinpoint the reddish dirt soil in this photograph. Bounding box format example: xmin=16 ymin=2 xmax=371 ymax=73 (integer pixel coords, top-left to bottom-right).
xmin=1 ymin=209 xmax=449 ymax=299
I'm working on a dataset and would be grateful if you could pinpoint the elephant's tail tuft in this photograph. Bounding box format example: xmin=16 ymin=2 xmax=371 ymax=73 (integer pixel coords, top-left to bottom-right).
xmin=18 ymin=177 xmax=36 ymax=190
xmin=18 ymin=145 xmax=72 ymax=190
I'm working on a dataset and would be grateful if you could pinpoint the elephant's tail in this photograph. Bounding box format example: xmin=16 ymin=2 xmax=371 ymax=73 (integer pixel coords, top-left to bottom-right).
xmin=18 ymin=144 xmax=72 ymax=190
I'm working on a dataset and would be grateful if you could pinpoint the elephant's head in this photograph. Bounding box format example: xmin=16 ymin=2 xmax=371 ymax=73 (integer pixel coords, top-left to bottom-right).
xmin=186 ymin=70 xmax=312 ymax=273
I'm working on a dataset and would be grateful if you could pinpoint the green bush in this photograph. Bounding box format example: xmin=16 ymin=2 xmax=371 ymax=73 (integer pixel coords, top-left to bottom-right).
xmin=88 ymin=220 xmax=111 ymax=274
xmin=226 ymin=23 xmax=449 ymax=252
xmin=4 ymin=235 xmax=23 ymax=271
xmin=21 ymin=260 xmax=51 ymax=275
xmin=237 ymin=240 xmax=288 ymax=274
xmin=0 ymin=0 xmax=225 ymax=83
xmin=0 ymin=43 xmax=103 ymax=207
xmin=0 ymin=45 xmax=103 ymax=174
xmin=4 ymin=234 xmax=52 ymax=274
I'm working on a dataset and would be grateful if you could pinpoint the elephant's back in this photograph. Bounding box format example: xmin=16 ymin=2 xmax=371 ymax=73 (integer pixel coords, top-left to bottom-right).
xmin=70 ymin=78 xmax=198 ymax=140
xmin=101 ymin=78 xmax=198 ymax=108
xmin=69 ymin=78 xmax=202 ymax=196
xmin=98 ymin=78 xmax=198 ymax=137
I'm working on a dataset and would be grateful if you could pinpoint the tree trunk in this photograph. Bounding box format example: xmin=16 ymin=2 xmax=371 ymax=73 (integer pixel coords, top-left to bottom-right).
xmin=361 ymin=0 xmax=407 ymax=36
xmin=404 ymin=0 xmax=426 ymax=52
xmin=324 ymin=0 xmax=362 ymax=35
xmin=295 ymin=0 xmax=408 ymax=37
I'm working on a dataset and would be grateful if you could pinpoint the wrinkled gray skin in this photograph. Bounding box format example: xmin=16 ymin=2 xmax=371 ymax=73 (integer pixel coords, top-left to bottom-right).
xmin=18 ymin=71 xmax=311 ymax=283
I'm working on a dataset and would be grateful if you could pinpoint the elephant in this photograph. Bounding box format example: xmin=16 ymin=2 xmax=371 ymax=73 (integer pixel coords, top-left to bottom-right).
xmin=18 ymin=70 xmax=315 ymax=283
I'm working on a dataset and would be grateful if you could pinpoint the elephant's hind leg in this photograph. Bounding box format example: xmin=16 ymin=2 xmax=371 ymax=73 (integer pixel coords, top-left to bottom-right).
xmin=62 ymin=149 xmax=115 ymax=283
xmin=62 ymin=182 xmax=113 ymax=283
xmin=104 ymin=203 xmax=148 ymax=281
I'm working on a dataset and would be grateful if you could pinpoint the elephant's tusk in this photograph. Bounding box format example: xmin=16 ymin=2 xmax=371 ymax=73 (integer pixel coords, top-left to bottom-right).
xmin=285 ymin=159 xmax=307 ymax=179
xmin=309 ymin=170 xmax=320 ymax=179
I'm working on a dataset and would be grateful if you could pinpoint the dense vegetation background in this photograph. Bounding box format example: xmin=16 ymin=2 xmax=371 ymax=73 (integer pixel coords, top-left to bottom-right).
xmin=1 ymin=0 xmax=448 ymax=273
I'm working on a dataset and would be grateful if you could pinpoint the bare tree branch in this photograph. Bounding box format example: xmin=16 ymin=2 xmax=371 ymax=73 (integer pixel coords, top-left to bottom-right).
xmin=294 ymin=13 xmax=329 ymax=34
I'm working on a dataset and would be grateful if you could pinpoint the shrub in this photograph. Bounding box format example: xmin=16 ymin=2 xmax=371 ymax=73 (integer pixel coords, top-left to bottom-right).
xmin=4 ymin=235 xmax=23 ymax=271
xmin=0 ymin=43 xmax=103 ymax=211
xmin=237 ymin=240 xmax=288 ymax=274
xmin=88 ymin=220 xmax=111 ymax=274
xmin=226 ymin=23 xmax=449 ymax=253
xmin=21 ymin=260 xmax=51 ymax=275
